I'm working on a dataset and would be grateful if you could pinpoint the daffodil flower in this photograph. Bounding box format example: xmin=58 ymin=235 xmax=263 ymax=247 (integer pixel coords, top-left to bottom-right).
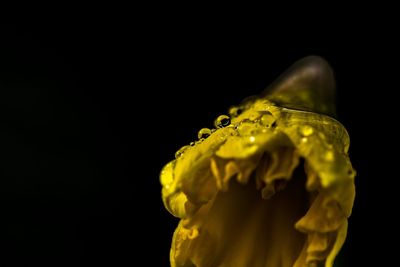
xmin=160 ymin=56 xmax=355 ymax=267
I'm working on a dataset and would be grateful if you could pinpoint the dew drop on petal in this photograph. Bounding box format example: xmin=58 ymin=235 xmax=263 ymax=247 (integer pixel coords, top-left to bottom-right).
xmin=175 ymin=145 xmax=190 ymax=159
xmin=195 ymin=139 xmax=204 ymax=145
xmin=188 ymin=228 xmax=199 ymax=239
xmin=197 ymin=128 xmax=212 ymax=139
xmin=325 ymin=150 xmax=335 ymax=161
xmin=260 ymin=112 xmax=276 ymax=127
xmin=299 ymin=125 xmax=314 ymax=137
xmin=228 ymin=106 xmax=242 ymax=117
xmin=214 ymin=115 xmax=231 ymax=128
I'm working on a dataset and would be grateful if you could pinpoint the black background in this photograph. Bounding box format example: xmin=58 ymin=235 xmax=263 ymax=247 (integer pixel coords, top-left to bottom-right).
xmin=0 ymin=18 xmax=397 ymax=266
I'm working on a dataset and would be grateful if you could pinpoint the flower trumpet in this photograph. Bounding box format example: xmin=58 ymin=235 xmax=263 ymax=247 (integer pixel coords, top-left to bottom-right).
xmin=160 ymin=56 xmax=355 ymax=267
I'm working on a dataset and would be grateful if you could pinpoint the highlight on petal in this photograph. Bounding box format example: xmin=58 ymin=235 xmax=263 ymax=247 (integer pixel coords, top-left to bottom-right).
xmin=160 ymin=56 xmax=355 ymax=267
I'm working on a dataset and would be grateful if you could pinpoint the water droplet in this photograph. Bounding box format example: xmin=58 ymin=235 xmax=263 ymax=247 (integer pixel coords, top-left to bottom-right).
xmin=175 ymin=145 xmax=190 ymax=159
xmin=188 ymin=228 xmax=199 ymax=239
xmin=249 ymin=136 xmax=256 ymax=142
xmin=260 ymin=112 xmax=276 ymax=127
xmin=229 ymin=106 xmax=242 ymax=117
xmin=299 ymin=125 xmax=314 ymax=137
xmin=249 ymin=111 xmax=261 ymax=121
xmin=190 ymin=142 xmax=195 ymax=146
xmin=301 ymin=137 xmax=308 ymax=143
xmin=214 ymin=115 xmax=231 ymax=128
xmin=325 ymin=150 xmax=334 ymax=161
xmin=195 ymin=139 xmax=204 ymax=145
xmin=197 ymin=128 xmax=212 ymax=139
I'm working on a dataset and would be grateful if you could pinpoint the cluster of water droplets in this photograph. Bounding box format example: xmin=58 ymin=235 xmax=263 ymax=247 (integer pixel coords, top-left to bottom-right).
xmin=234 ymin=110 xmax=277 ymax=142
xmin=175 ymin=102 xmax=280 ymax=159
xmin=174 ymin=114 xmax=233 ymax=159
xmin=299 ymin=125 xmax=314 ymax=143
xmin=174 ymin=103 xmax=282 ymax=159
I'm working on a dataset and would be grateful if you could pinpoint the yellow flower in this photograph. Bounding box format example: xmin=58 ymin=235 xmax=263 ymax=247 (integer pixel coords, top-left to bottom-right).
xmin=160 ymin=56 xmax=355 ymax=267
